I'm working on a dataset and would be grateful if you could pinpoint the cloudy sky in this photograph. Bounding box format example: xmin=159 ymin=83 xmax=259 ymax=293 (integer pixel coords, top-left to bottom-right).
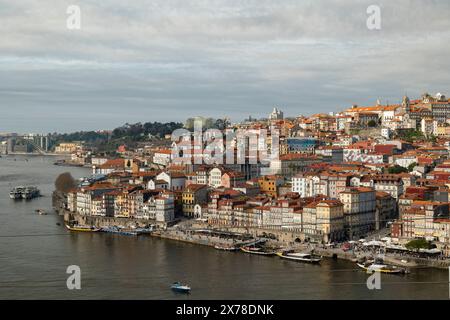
xmin=1 ymin=0 xmax=449 ymax=133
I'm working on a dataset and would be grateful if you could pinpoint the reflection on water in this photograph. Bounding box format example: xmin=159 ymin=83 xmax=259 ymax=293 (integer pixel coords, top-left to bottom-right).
xmin=0 ymin=155 xmax=448 ymax=299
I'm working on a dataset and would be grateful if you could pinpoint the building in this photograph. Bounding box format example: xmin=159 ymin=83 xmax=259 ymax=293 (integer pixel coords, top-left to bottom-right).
xmin=339 ymin=187 xmax=376 ymax=239
xmin=152 ymin=149 xmax=172 ymax=166
xmin=302 ymin=200 xmax=345 ymax=243
xmin=182 ymin=184 xmax=209 ymax=217
xmin=154 ymin=171 xmax=186 ymax=191
xmin=221 ymin=171 xmax=246 ymax=188
xmin=258 ymin=175 xmax=284 ymax=197
xmin=372 ymin=175 xmax=404 ymax=199
xmin=375 ymin=191 xmax=397 ymax=230
xmin=269 ymin=154 xmax=322 ymax=177
xmin=269 ymin=107 xmax=284 ymax=120
xmin=55 ymin=142 xmax=81 ymax=154
xmin=155 ymin=192 xmax=175 ymax=222
xmin=209 ymin=167 xmax=225 ymax=188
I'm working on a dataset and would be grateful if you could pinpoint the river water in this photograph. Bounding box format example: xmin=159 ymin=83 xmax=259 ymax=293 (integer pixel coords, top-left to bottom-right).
xmin=0 ymin=155 xmax=449 ymax=299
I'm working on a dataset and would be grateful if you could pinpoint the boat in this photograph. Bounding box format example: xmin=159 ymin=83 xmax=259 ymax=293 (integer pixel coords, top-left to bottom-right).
xmin=357 ymin=258 xmax=408 ymax=274
xmin=240 ymin=246 xmax=276 ymax=256
xmin=9 ymin=186 xmax=40 ymax=200
xmin=214 ymin=244 xmax=237 ymax=251
xmin=171 ymin=282 xmax=191 ymax=293
xmin=22 ymin=186 xmax=40 ymax=199
xmin=9 ymin=186 xmax=24 ymax=199
xmin=276 ymin=251 xmax=322 ymax=263
xmin=101 ymin=226 xmax=142 ymax=236
xmin=35 ymin=209 xmax=47 ymax=215
xmin=65 ymin=224 xmax=101 ymax=232
xmin=133 ymin=226 xmax=154 ymax=234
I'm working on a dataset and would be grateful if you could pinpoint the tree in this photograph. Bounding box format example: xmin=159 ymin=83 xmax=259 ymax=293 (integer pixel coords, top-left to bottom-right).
xmin=54 ymin=172 xmax=77 ymax=193
xmin=387 ymin=165 xmax=408 ymax=174
xmin=368 ymin=120 xmax=377 ymax=127
xmin=407 ymin=162 xmax=417 ymax=172
xmin=405 ymin=238 xmax=433 ymax=251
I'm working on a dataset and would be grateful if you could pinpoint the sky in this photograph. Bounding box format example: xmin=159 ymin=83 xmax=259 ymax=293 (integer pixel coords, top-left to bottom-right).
xmin=1 ymin=0 xmax=449 ymax=133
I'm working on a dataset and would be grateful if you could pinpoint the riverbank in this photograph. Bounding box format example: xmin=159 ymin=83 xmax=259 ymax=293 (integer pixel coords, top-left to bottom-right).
xmin=60 ymin=211 xmax=450 ymax=269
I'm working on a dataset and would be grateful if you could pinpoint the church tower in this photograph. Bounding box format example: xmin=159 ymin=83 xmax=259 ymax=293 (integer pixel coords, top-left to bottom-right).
xmin=402 ymin=96 xmax=410 ymax=114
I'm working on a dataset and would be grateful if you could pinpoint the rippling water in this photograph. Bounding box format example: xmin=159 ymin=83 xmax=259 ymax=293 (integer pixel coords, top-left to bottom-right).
xmin=0 ymin=155 xmax=449 ymax=299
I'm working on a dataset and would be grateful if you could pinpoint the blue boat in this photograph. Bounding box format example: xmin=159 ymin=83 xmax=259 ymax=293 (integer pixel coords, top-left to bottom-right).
xmin=171 ymin=282 xmax=191 ymax=293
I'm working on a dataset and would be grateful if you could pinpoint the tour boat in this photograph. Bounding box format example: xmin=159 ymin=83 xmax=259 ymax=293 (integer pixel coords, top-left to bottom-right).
xmin=9 ymin=186 xmax=24 ymax=199
xmin=357 ymin=259 xmax=408 ymax=274
xmin=240 ymin=246 xmax=276 ymax=256
xmin=276 ymin=251 xmax=322 ymax=263
xmin=101 ymin=226 xmax=142 ymax=236
xmin=9 ymin=186 xmax=40 ymax=200
xmin=171 ymin=282 xmax=191 ymax=293
xmin=65 ymin=224 xmax=101 ymax=232
xmin=22 ymin=186 xmax=40 ymax=199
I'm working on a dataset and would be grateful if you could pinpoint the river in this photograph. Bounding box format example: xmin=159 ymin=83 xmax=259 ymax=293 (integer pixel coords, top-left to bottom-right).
xmin=0 ymin=155 xmax=449 ymax=299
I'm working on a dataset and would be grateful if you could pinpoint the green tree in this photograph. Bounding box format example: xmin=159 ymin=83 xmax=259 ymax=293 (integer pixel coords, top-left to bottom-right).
xmin=405 ymin=238 xmax=433 ymax=251
xmin=387 ymin=165 xmax=408 ymax=174
xmin=407 ymin=162 xmax=417 ymax=172
xmin=368 ymin=120 xmax=377 ymax=127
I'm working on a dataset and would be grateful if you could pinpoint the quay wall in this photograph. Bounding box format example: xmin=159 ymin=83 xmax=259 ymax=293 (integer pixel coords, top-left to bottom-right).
xmin=54 ymin=207 xmax=450 ymax=270
xmin=63 ymin=211 xmax=167 ymax=229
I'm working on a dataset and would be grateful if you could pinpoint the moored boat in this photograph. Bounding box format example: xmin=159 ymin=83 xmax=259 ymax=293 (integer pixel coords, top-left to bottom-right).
xmin=65 ymin=224 xmax=101 ymax=232
xmin=357 ymin=259 xmax=408 ymax=274
xmin=171 ymin=282 xmax=191 ymax=293
xmin=101 ymin=226 xmax=143 ymax=236
xmin=240 ymin=246 xmax=276 ymax=256
xmin=214 ymin=244 xmax=237 ymax=251
xmin=276 ymin=251 xmax=322 ymax=263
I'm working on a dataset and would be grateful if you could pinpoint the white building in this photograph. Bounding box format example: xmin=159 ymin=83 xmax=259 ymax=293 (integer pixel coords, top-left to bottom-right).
xmin=153 ymin=149 xmax=172 ymax=166
xmin=208 ymin=167 xmax=224 ymax=188
xmin=269 ymin=107 xmax=284 ymax=120
xmin=154 ymin=171 xmax=186 ymax=191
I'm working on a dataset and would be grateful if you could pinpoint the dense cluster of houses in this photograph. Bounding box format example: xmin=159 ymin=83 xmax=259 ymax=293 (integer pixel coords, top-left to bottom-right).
xmin=63 ymin=93 xmax=450 ymax=247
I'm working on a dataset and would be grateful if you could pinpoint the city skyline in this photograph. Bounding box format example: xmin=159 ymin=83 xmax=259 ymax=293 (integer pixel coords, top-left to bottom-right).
xmin=1 ymin=0 xmax=450 ymax=133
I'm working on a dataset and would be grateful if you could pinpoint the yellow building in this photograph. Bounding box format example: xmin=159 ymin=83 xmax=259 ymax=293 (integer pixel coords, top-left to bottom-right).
xmin=258 ymin=175 xmax=284 ymax=197
xmin=182 ymin=184 xmax=208 ymax=217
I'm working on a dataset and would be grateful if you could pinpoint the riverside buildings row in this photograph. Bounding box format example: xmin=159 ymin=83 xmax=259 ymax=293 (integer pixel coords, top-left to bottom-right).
xmin=62 ymin=93 xmax=450 ymax=250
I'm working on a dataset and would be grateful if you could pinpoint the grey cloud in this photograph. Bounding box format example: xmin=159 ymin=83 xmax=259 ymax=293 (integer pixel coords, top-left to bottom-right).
xmin=0 ymin=0 xmax=449 ymax=132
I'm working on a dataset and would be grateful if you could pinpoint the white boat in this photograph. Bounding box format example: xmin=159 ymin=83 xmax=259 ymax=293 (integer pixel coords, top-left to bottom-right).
xmin=9 ymin=186 xmax=40 ymax=200
xmin=171 ymin=282 xmax=191 ymax=293
xmin=240 ymin=246 xmax=276 ymax=256
xmin=22 ymin=186 xmax=40 ymax=199
xmin=277 ymin=251 xmax=322 ymax=263
xmin=357 ymin=260 xmax=408 ymax=274
xmin=9 ymin=186 xmax=24 ymax=199
xmin=214 ymin=245 xmax=237 ymax=251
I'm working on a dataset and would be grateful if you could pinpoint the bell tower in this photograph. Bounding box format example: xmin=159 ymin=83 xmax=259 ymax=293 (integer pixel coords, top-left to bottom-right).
xmin=402 ymin=96 xmax=410 ymax=114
